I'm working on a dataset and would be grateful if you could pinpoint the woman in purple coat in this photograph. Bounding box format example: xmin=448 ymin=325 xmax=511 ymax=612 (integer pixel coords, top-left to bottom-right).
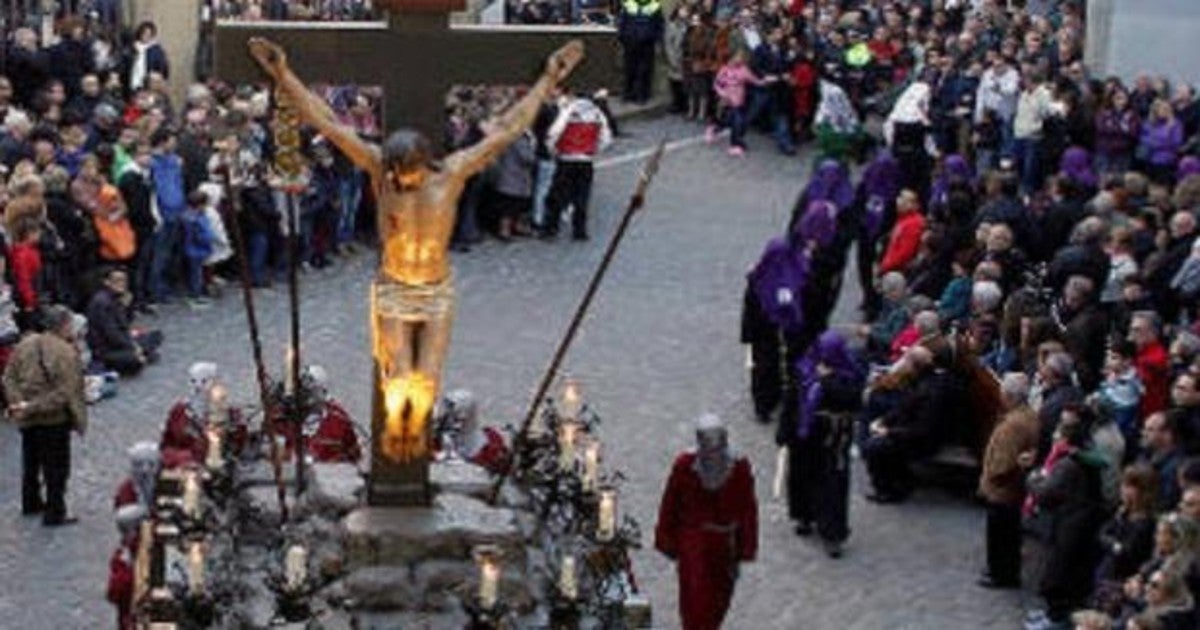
xmin=1137 ymin=99 xmax=1185 ymax=185
xmin=1094 ymin=87 xmax=1140 ymax=178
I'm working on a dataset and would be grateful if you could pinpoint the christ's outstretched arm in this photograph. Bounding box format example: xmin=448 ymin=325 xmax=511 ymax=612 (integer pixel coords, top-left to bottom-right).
xmin=444 ymin=40 xmax=585 ymax=180
xmin=248 ymin=37 xmax=382 ymax=180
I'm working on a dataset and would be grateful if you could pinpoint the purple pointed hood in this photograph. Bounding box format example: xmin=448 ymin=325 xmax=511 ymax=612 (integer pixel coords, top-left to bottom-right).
xmin=748 ymin=237 xmax=810 ymax=332
xmin=795 ymin=199 xmax=840 ymax=249
xmin=795 ymin=330 xmax=864 ymax=439
xmin=860 ymin=151 xmax=902 ymax=240
xmin=1178 ymin=155 xmax=1200 ymax=181
xmin=804 ymin=159 xmax=855 ymax=210
xmin=1059 ymin=146 xmax=1098 ymax=190
xmin=931 ymin=154 xmax=973 ymax=204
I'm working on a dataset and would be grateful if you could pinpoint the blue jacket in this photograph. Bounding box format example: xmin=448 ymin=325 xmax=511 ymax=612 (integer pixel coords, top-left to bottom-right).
xmin=150 ymin=153 xmax=186 ymax=222
xmin=181 ymin=210 xmax=213 ymax=260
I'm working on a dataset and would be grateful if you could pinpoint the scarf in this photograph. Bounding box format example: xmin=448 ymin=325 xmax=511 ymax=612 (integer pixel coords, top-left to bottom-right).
xmin=1023 ymin=441 xmax=1073 ymax=518
xmin=815 ymin=80 xmax=860 ymax=134
xmin=130 ymin=41 xmax=155 ymax=92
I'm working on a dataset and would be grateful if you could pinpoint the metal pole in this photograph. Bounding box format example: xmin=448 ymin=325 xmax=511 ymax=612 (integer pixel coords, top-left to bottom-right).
xmin=285 ymin=189 xmax=306 ymax=495
xmin=222 ymin=156 xmax=289 ymax=522
xmin=488 ymin=139 xmax=665 ymax=504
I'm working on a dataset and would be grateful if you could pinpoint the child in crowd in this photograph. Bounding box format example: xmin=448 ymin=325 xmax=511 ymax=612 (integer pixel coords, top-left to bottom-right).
xmin=710 ymin=50 xmax=767 ymax=157
xmin=181 ymin=191 xmax=214 ymax=306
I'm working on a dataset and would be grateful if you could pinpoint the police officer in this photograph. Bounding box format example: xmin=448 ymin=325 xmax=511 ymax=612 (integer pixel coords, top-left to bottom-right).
xmin=617 ymin=0 xmax=663 ymax=104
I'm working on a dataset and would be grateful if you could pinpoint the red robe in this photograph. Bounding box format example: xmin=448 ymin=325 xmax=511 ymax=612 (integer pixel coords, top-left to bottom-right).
xmin=307 ymin=401 xmax=362 ymax=463
xmin=112 ymin=478 xmax=139 ymax=510
xmin=106 ymin=542 xmax=136 ymax=630
xmin=161 ymin=401 xmax=207 ymax=469
xmin=655 ymin=453 xmax=758 ymax=630
xmin=467 ymin=427 xmax=510 ymax=475
xmin=160 ymin=401 xmax=247 ymax=468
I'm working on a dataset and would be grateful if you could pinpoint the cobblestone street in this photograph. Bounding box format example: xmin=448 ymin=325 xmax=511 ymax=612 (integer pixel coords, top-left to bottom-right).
xmin=0 ymin=117 xmax=1022 ymax=629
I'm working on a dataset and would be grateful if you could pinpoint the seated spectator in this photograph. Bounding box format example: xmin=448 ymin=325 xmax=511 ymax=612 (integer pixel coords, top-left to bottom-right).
xmin=878 ymin=189 xmax=925 ymax=276
xmin=1036 ymin=351 xmax=1085 ymax=459
xmin=85 ymin=267 xmax=161 ymax=376
xmin=861 ymin=271 xmax=909 ymax=361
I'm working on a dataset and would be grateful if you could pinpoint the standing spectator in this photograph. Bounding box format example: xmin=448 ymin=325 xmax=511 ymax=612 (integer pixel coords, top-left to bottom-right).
xmin=3 ymin=305 xmax=87 ymax=526
xmin=1138 ymin=99 xmax=1185 ymax=186
xmin=1138 ymin=412 xmax=1185 ymax=510
xmin=490 ymin=128 xmax=537 ymax=240
xmin=655 ymin=414 xmax=758 ymax=630
xmin=711 ymin=50 xmax=765 ymax=157
xmin=48 ymin=17 xmax=95 ymax=100
xmin=8 ymin=28 xmax=50 ymax=110
xmin=117 ymin=142 xmax=158 ymax=313
xmin=127 ymin=22 xmax=170 ymax=93
xmin=149 ymin=128 xmax=187 ymax=304
xmin=8 ymin=213 xmax=43 ymax=330
xmin=617 ymin=0 xmax=663 ymax=104
xmin=542 ymin=93 xmax=612 ymax=241
xmin=1098 ymin=340 xmax=1147 ymax=448
xmin=1131 ymin=311 xmax=1172 ymax=422
xmin=1026 ymin=406 xmax=1108 ymax=628
xmin=1093 ymin=465 xmax=1159 ymax=614
xmin=885 ymin=81 xmax=936 ymax=199
xmin=682 ymin=12 xmax=716 ymax=121
xmin=663 ymin=6 xmax=689 ymax=114
xmin=181 ymin=192 xmax=215 ymax=305
xmin=747 ymin=27 xmax=796 ymax=156
xmin=1013 ymin=69 xmax=1056 ymax=194
xmin=1094 ymin=87 xmax=1140 ymax=178
xmin=878 ymin=189 xmax=925 ymax=276
xmin=978 ymin=372 xmax=1040 ymax=590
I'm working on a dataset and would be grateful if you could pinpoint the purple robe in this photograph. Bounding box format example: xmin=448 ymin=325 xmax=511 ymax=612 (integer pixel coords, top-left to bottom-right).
xmin=1058 ymin=146 xmax=1098 ymax=190
xmin=748 ymin=237 xmax=810 ymax=332
xmin=795 ymin=200 xmax=839 ymax=249
xmin=795 ymin=331 xmax=863 ymax=439
xmin=803 ymin=159 xmax=855 ymax=211
xmin=860 ymin=152 xmax=902 ymax=240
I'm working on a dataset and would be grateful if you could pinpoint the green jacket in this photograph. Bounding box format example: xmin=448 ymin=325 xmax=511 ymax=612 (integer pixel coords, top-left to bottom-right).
xmin=3 ymin=332 xmax=86 ymax=432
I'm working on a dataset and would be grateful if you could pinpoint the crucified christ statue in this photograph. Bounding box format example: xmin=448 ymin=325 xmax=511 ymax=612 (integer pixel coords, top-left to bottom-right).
xmin=249 ymin=37 xmax=585 ymax=464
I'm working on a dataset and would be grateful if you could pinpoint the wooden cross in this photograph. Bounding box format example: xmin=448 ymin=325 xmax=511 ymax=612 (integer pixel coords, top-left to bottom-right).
xmin=212 ymin=5 xmax=620 ymax=147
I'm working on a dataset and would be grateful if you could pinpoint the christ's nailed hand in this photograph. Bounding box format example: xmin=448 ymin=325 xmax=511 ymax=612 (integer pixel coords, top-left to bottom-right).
xmin=248 ymin=37 xmax=288 ymax=78
xmin=547 ymin=40 xmax=585 ymax=83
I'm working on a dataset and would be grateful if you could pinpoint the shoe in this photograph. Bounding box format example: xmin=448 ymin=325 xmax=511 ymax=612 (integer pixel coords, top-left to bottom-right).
xmin=754 ymin=413 xmax=773 ymax=424
xmin=728 ymin=146 xmax=745 ymax=157
xmin=21 ymin=503 xmax=44 ymax=516
xmin=187 ymin=297 xmax=213 ymax=310
xmin=137 ymin=303 xmax=158 ymax=316
xmin=705 ymin=125 xmax=717 ymax=144
xmin=779 ymin=146 xmax=797 ymax=156
xmin=43 ymin=515 xmax=79 ymax=527
xmin=977 ymin=576 xmax=1019 ymax=589
xmin=823 ymin=539 xmax=844 ymax=559
xmin=539 ymin=229 xmax=558 ymax=240
xmin=793 ymin=521 xmax=814 ymax=537
xmin=452 ymin=242 xmax=472 ymax=253
xmin=572 ymin=233 xmax=589 ymax=242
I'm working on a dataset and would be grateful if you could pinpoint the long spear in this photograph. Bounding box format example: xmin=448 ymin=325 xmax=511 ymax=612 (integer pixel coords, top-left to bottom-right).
xmin=221 ymin=153 xmax=289 ymax=522
xmin=488 ymin=139 xmax=667 ymax=504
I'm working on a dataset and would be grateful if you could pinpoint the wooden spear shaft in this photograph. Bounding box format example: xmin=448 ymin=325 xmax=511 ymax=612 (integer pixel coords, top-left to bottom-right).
xmin=488 ymin=139 xmax=666 ymax=504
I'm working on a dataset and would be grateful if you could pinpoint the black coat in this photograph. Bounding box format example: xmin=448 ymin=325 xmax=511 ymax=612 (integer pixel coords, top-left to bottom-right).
xmin=7 ymin=45 xmax=50 ymax=109
xmin=1029 ymin=451 xmax=1108 ymax=607
xmin=1060 ymin=302 xmax=1110 ymax=392
xmin=1096 ymin=511 xmax=1155 ymax=581
xmin=1038 ymin=198 xmax=1088 ymax=262
xmin=48 ymin=38 xmax=95 ymax=97
xmin=1037 ymin=383 xmax=1084 ymax=459
xmin=1047 ymin=242 xmax=1109 ymax=294
xmin=882 ymin=368 xmax=959 ymax=457
xmin=117 ymin=168 xmax=156 ymax=245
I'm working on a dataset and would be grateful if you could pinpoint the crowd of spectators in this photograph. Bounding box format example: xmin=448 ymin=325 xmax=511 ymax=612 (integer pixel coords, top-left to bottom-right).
xmin=732 ymin=1 xmax=1200 ymax=629
xmin=0 ymin=12 xmax=390 ymax=404
xmin=209 ymin=0 xmax=381 ymax=21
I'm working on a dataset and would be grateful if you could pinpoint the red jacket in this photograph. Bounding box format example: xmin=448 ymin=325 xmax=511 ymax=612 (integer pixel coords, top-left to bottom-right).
xmin=879 ymin=211 xmax=926 ymax=274
xmin=307 ymin=400 xmax=362 ymax=464
xmin=106 ymin=542 xmax=136 ymax=630
xmin=1136 ymin=341 xmax=1170 ymax=420
xmin=9 ymin=241 xmax=40 ymax=311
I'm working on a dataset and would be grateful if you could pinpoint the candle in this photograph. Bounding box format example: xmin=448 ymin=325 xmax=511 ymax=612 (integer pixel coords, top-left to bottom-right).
xmin=187 ymin=541 xmax=205 ymax=595
xmin=284 ymin=346 xmax=296 ymax=396
xmin=205 ymin=426 xmax=223 ymax=470
xmin=182 ymin=471 xmax=201 ymax=519
xmin=478 ymin=555 xmax=500 ymax=610
xmin=285 ymin=544 xmax=307 ymax=592
xmin=582 ymin=441 xmax=600 ymax=493
xmin=559 ymin=555 xmax=578 ymax=600
xmin=597 ymin=489 xmax=616 ymax=542
xmin=558 ymin=421 xmax=578 ymax=472
xmin=560 ymin=379 xmax=582 ymax=421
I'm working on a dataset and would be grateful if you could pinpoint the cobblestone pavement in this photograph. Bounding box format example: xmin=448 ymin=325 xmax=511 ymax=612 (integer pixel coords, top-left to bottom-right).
xmin=0 ymin=117 xmax=1024 ymax=629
